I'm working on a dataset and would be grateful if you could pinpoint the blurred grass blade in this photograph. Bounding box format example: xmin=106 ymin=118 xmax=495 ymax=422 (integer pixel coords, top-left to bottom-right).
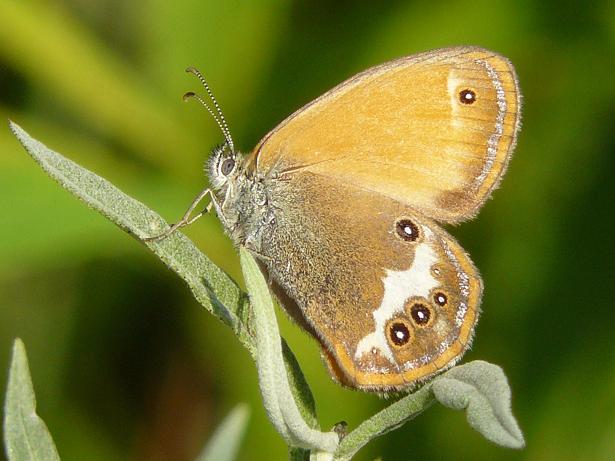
xmin=4 ymin=338 xmax=61 ymax=461
xmin=240 ymin=249 xmax=339 ymax=453
xmin=0 ymin=0 xmax=202 ymax=178
xmin=145 ymin=1 xmax=290 ymax=129
xmin=431 ymin=360 xmax=525 ymax=449
xmin=195 ymin=404 xmax=250 ymax=461
xmin=9 ymin=121 xmax=252 ymax=352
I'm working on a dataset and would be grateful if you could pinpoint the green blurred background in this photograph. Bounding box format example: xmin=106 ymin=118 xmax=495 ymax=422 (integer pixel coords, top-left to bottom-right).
xmin=1 ymin=1 xmax=614 ymax=460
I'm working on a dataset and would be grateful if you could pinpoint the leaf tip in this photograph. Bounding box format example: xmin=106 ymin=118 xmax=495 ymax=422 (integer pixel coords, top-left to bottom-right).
xmin=7 ymin=120 xmax=28 ymax=147
xmin=10 ymin=337 xmax=26 ymax=364
xmin=8 ymin=119 xmax=19 ymax=134
xmin=503 ymin=419 xmax=525 ymax=449
xmin=432 ymin=361 xmax=525 ymax=450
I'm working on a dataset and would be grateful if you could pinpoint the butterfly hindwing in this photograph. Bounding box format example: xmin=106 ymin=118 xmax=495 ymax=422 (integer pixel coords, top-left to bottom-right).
xmin=257 ymin=171 xmax=482 ymax=390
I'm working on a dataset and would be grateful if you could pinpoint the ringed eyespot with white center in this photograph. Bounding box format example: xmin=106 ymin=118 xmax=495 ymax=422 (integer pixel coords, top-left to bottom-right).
xmin=389 ymin=322 xmax=411 ymax=346
xmin=459 ymin=89 xmax=476 ymax=105
xmin=410 ymin=303 xmax=431 ymax=326
xmin=396 ymin=219 xmax=419 ymax=242
xmin=221 ymin=157 xmax=235 ymax=176
xmin=434 ymin=292 xmax=448 ymax=306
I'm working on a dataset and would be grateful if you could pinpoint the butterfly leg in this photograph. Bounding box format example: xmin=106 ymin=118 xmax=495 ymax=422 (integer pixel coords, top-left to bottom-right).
xmin=143 ymin=188 xmax=213 ymax=242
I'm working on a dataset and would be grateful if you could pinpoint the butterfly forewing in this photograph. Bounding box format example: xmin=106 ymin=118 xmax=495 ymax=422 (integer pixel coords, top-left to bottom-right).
xmin=252 ymin=47 xmax=521 ymax=223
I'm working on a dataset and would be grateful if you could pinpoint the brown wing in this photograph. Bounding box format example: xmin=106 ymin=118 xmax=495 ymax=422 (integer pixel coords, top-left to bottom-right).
xmin=259 ymin=170 xmax=482 ymax=391
xmin=251 ymin=47 xmax=521 ymax=223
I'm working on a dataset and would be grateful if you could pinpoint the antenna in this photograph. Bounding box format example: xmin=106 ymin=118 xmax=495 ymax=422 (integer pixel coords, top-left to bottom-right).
xmin=182 ymin=91 xmax=231 ymax=150
xmin=185 ymin=67 xmax=235 ymax=152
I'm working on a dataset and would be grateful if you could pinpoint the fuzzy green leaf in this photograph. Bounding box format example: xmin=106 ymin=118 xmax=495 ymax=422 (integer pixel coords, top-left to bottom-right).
xmin=240 ymin=249 xmax=339 ymax=453
xmin=431 ymin=360 xmax=525 ymax=449
xmin=195 ymin=404 xmax=250 ymax=461
xmin=335 ymin=360 xmax=524 ymax=459
xmin=10 ymin=122 xmax=322 ymax=457
xmin=4 ymin=339 xmax=61 ymax=461
xmin=9 ymin=121 xmax=252 ymax=352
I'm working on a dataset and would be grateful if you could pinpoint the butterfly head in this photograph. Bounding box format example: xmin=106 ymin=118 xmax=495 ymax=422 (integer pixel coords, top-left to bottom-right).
xmin=182 ymin=67 xmax=250 ymax=214
xmin=207 ymin=143 xmax=244 ymax=191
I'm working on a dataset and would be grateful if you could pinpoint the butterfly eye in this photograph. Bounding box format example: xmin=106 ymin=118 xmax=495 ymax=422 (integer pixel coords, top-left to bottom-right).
xmin=389 ymin=321 xmax=411 ymax=346
xmin=220 ymin=157 xmax=236 ymax=176
xmin=396 ymin=219 xmax=419 ymax=241
xmin=410 ymin=303 xmax=432 ymax=326
xmin=459 ymin=88 xmax=476 ymax=105
xmin=434 ymin=292 xmax=448 ymax=306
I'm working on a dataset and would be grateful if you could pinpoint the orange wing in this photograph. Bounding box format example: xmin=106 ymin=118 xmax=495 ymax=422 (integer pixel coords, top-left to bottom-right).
xmin=251 ymin=47 xmax=521 ymax=223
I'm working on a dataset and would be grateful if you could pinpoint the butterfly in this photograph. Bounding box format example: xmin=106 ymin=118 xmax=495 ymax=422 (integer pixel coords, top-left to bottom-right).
xmin=150 ymin=46 xmax=521 ymax=392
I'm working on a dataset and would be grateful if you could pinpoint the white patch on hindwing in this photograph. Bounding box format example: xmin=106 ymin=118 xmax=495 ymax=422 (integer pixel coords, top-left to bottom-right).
xmin=354 ymin=228 xmax=439 ymax=365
